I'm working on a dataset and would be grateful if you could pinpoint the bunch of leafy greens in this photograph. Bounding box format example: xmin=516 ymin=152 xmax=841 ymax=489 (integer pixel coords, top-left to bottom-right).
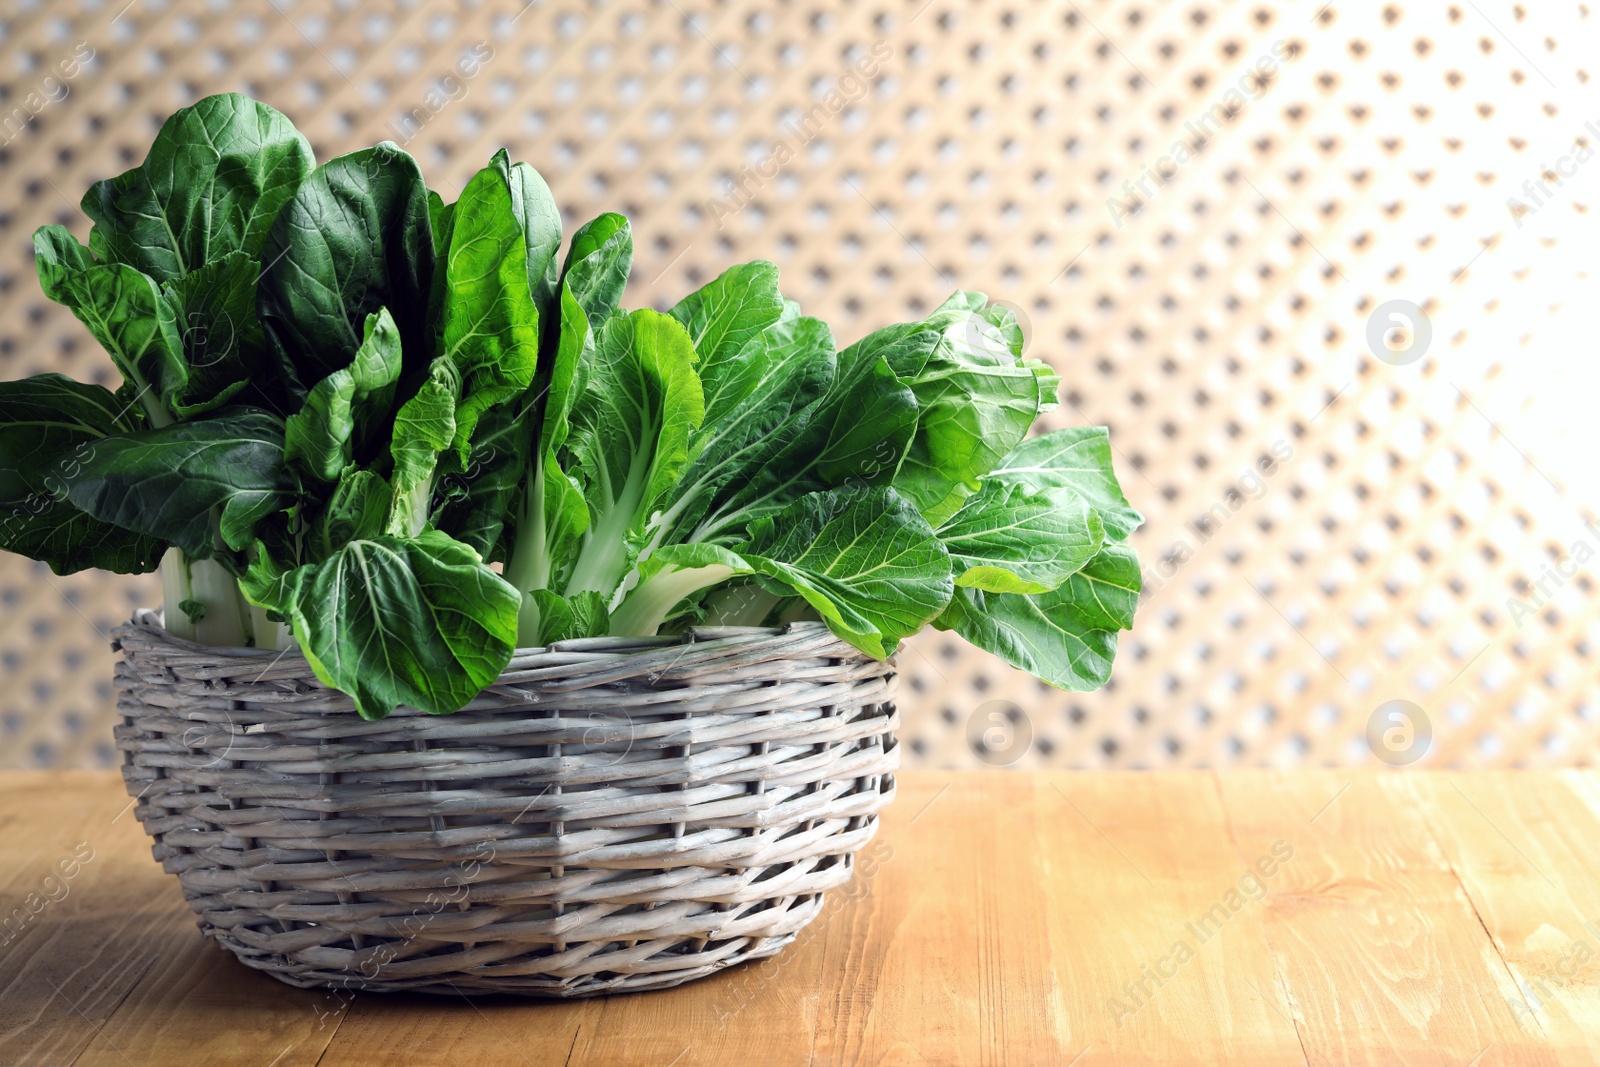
xmin=0 ymin=93 xmax=1142 ymax=720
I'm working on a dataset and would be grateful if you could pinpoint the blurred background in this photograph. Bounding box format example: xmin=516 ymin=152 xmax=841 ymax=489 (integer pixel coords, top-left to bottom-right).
xmin=1 ymin=0 xmax=1596 ymax=770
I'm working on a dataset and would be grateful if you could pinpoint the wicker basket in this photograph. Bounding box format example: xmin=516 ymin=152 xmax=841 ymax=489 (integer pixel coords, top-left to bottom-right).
xmin=110 ymin=610 xmax=898 ymax=997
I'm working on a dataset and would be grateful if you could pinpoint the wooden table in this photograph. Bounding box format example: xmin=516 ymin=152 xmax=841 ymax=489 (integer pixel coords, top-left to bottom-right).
xmin=3 ymin=770 xmax=1599 ymax=1065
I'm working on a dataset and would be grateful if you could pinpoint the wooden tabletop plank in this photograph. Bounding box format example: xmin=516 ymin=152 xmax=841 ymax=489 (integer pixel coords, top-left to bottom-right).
xmin=1214 ymin=772 xmax=1560 ymax=1066
xmin=0 ymin=772 xmax=345 ymax=1067
xmin=0 ymin=771 xmax=179 ymax=1067
xmin=1404 ymin=771 xmax=1600 ymax=1063
xmin=1034 ymin=770 xmax=1304 ymax=1065
xmin=6 ymin=771 xmax=1600 ymax=1064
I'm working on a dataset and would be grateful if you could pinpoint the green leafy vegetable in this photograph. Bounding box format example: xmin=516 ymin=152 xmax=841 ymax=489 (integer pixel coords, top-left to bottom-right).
xmin=4 ymin=91 xmax=1141 ymax=718
xmin=934 ymin=544 xmax=1140 ymax=691
xmin=81 ymin=93 xmax=314 ymax=283
xmin=257 ymin=142 xmax=434 ymax=390
xmin=65 ymin=409 xmax=290 ymax=557
xmin=281 ymin=531 xmax=520 ymax=719
xmin=0 ymin=375 xmax=165 ymax=575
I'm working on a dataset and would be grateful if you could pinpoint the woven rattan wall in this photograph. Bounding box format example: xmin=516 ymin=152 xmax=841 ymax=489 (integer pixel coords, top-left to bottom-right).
xmin=1 ymin=0 xmax=1596 ymax=770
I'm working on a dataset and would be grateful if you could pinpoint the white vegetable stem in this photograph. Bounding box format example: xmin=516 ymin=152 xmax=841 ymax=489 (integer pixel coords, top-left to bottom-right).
xmin=160 ymin=547 xmax=290 ymax=650
xmin=609 ymin=563 xmax=735 ymax=636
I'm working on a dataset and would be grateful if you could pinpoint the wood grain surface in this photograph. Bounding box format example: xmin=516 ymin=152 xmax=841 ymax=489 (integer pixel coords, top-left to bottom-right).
xmin=3 ymin=769 xmax=1599 ymax=1065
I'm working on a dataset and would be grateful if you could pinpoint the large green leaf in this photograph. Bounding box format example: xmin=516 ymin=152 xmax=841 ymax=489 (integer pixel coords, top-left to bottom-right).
xmin=33 ymin=236 xmax=188 ymax=423
xmin=283 ymin=308 xmax=404 ymax=484
xmin=282 ymin=530 xmax=520 ymax=718
xmin=668 ymin=260 xmax=786 ymax=415
xmin=937 ymin=479 xmax=1105 ymax=594
xmin=888 ymin=311 xmax=1049 ymax=526
xmin=492 ymin=150 xmax=563 ymax=315
xmin=31 ymin=224 xmax=96 ymax=297
xmin=430 ymin=395 xmax=528 ymax=560
xmin=0 ymin=375 xmax=164 ymax=575
xmin=936 ymin=543 xmax=1140 ymax=691
xmin=641 ymin=312 xmax=835 ymax=552
xmin=560 ymin=213 xmax=631 ymax=328
xmin=66 ymin=409 xmax=290 ymax=557
xmin=460 ymin=282 xmax=591 ymax=587
xmin=740 ymin=486 xmax=952 ymax=658
xmin=435 ymin=161 xmax=542 ymax=457
xmin=81 ymin=93 xmax=313 ymax=282
xmin=689 ymin=333 xmax=917 ymax=544
xmin=257 ymin=143 xmax=435 ymax=390
xmin=313 ymin=467 xmax=392 ymax=559
xmin=561 ymin=308 xmax=703 ymax=596
xmin=989 ymin=427 xmax=1144 ymax=542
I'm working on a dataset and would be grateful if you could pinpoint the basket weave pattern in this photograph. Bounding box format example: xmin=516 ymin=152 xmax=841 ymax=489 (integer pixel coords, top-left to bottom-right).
xmin=111 ymin=611 xmax=897 ymax=997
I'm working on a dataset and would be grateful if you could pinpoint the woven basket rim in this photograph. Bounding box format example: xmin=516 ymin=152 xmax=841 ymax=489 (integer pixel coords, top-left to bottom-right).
xmin=114 ymin=609 xmax=875 ymax=701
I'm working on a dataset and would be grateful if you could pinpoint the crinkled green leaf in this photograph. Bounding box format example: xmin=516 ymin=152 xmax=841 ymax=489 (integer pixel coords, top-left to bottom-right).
xmin=314 ymin=467 xmax=392 ymax=558
xmin=687 ymin=329 xmax=916 ymax=544
xmin=32 ymin=224 xmax=96 ymax=298
xmin=386 ymin=357 xmax=460 ymax=537
xmin=938 ymin=479 xmax=1105 ymax=594
xmin=888 ymin=310 xmax=1047 ymax=526
xmin=482 ymin=284 xmax=593 ymax=607
xmin=283 ymin=530 xmax=520 ymax=718
xmin=81 ymin=93 xmax=313 ymax=282
xmin=989 ymin=427 xmax=1144 ymax=542
xmin=0 ymin=374 xmax=164 ymax=575
xmin=491 ymin=150 xmax=563 ymax=315
xmin=436 ymin=160 xmax=542 ymax=457
xmin=527 ymin=588 xmax=609 ymax=645
xmin=161 ymin=250 xmax=271 ymax=417
xmin=283 ymin=308 xmax=404 ymax=484
xmin=34 ymin=242 xmax=187 ymax=422
xmin=668 ymin=260 xmax=786 ymax=414
xmin=560 ymin=212 xmax=631 ymax=328
xmin=935 ymin=543 xmax=1140 ymax=691
xmin=739 ymin=486 xmax=952 ymax=659
xmin=258 ymin=143 xmax=435 ymax=391
xmin=561 ymin=308 xmax=703 ymax=597
xmin=66 ymin=409 xmax=290 ymax=557
xmin=643 ymin=312 xmax=835 ymax=552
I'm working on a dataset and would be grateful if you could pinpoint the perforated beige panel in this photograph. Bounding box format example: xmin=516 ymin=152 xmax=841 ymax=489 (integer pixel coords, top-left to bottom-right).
xmin=1 ymin=0 xmax=1596 ymax=770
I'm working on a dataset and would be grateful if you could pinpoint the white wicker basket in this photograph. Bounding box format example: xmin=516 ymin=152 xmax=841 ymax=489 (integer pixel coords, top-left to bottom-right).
xmin=111 ymin=610 xmax=897 ymax=997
